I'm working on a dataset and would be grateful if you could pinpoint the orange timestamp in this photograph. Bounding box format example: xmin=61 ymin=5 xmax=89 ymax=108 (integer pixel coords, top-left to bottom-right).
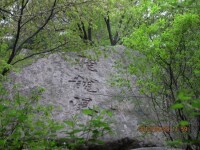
xmin=138 ymin=125 xmax=189 ymax=132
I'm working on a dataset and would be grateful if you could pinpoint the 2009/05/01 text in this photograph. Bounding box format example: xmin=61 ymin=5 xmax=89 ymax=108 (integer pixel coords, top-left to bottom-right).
xmin=138 ymin=126 xmax=189 ymax=132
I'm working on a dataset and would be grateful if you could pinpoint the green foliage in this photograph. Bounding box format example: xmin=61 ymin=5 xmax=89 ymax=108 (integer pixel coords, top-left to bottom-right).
xmin=179 ymin=121 xmax=189 ymax=126
xmin=0 ymin=78 xmax=62 ymax=149
xmin=167 ymin=139 xmax=183 ymax=147
xmin=0 ymin=0 xmax=140 ymax=75
xmin=171 ymin=103 xmax=184 ymax=109
xmin=121 ymin=1 xmax=200 ymax=149
xmin=0 ymin=76 xmax=113 ymax=149
xmin=62 ymin=107 xmax=113 ymax=150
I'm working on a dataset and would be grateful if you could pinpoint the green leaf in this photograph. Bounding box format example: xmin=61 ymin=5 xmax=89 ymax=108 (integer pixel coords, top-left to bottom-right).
xmin=103 ymin=126 xmax=111 ymax=131
xmin=0 ymin=104 xmax=5 ymax=111
xmin=190 ymin=112 xmax=200 ymax=117
xmin=106 ymin=111 xmax=113 ymax=117
xmin=64 ymin=121 xmax=74 ymax=127
xmin=68 ymin=129 xmax=82 ymax=134
xmin=171 ymin=103 xmax=184 ymax=109
xmin=82 ymin=109 xmax=93 ymax=115
xmin=178 ymin=91 xmax=191 ymax=101
xmin=179 ymin=120 xmax=189 ymax=126
xmin=167 ymin=139 xmax=182 ymax=146
xmin=194 ymin=70 xmax=200 ymax=76
xmin=19 ymin=115 xmax=26 ymax=122
xmin=0 ymin=139 xmax=5 ymax=145
xmin=9 ymin=110 xmax=17 ymax=116
xmin=192 ymin=99 xmax=200 ymax=108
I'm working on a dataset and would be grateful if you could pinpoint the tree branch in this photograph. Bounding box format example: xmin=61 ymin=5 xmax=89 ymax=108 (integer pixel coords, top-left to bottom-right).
xmin=6 ymin=0 xmax=27 ymax=65
xmin=11 ymin=42 xmax=68 ymax=65
xmin=0 ymin=7 xmax=14 ymax=16
xmin=104 ymin=13 xmax=114 ymax=45
xmin=16 ymin=0 xmax=57 ymax=53
xmin=1 ymin=0 xmax=96 ymax=17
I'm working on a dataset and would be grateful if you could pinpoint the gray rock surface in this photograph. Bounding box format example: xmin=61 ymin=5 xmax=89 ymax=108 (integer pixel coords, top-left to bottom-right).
xmin=8 ymin=45 xmax=164 ymax=145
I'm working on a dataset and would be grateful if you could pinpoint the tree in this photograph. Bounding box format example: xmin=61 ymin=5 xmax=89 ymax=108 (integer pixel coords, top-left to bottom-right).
xmin=122 ymin=0 xmax=200 ymax=149
xmin=61 ymin=0 xmax=139 ymax=46
xmin=0 ymin=0 xmax=97 ymax=76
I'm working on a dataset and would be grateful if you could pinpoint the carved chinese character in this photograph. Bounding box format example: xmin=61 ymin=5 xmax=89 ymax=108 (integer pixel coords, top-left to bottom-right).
xmin=68 ymin=75 xmax=98 ymax=92
xmin=84 ymin=59 xmax=97 ymax=72
xmin=70 ymin=96 xmax=92 ymax=110
xmin=68 ymin=75 xmax=84 ymax=88
xmin=82 ymin=78 xmax=98 ymax=92
xmin=77 ymin=55 xmax=98 ymax=72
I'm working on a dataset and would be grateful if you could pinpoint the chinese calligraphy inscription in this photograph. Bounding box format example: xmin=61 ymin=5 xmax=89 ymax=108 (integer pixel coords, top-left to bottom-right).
xmin=68 ymin=75 xmax=98 ymax=93
xmin=69 ymin=55 xmax=99 ymax=111
xmin=78 ymin=55 xmax=98 ymax=72
xmin=70 ymin=96 xmax=92 ymax=110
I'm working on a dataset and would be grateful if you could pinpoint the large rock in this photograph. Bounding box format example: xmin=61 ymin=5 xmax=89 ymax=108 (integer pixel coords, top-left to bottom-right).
xmin=8 ymin=45 xmax=164 ymax=145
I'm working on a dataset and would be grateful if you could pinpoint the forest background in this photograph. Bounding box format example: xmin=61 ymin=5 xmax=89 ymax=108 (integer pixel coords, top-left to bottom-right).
xmin=0 ymin=0 xmax=200 ymax=149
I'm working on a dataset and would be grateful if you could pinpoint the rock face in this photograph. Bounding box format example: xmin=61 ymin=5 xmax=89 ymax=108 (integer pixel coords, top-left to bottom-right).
xmin=8 ymin=45 xmax=163 ymax=145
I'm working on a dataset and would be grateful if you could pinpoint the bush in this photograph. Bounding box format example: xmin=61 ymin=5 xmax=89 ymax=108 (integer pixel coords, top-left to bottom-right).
xmin=0 ymin=77 xmax=62 ymax=149
xmin=0 ymin=76 xmax=113 ymax=150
